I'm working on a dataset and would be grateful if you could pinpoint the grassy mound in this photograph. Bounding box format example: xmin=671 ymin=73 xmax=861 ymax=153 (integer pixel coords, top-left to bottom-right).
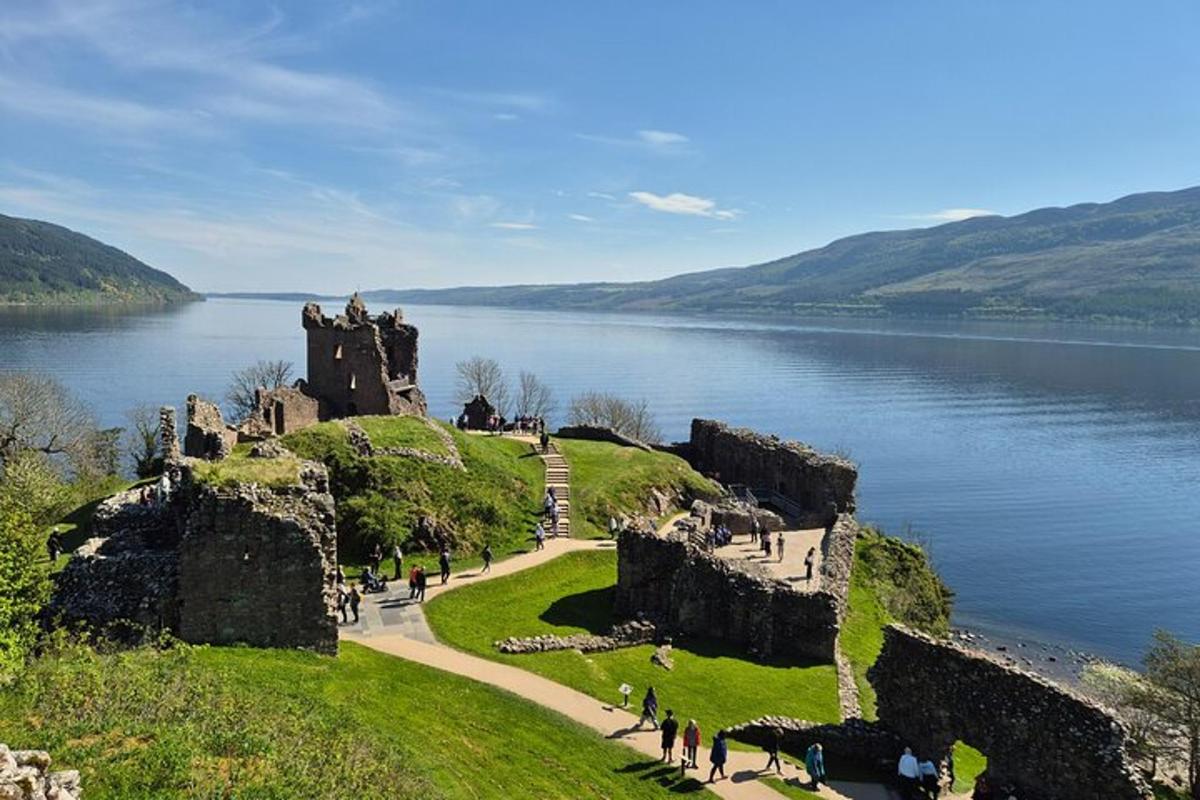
xmin=0 ymin=638 xmax=712 ymax=799
xmin=555 ymin=439 xmax=720 ymax=538
xmin=355 ymin=415 xmax=452 ymax=456
xmin=189 ymin=444 xmax=304 ymax=489
xmin=282 ymin=423 xmax=543 ymax=564
xmin=425 ymin=549 xmax=841 ymax=738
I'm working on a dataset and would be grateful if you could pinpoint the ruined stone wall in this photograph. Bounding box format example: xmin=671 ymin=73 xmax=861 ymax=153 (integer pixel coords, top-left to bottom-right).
xmin=184 ymin=395 xmax=236 ymax=460
xmin=614 ymin=522 xmax=856 ymax=662
xmin=555 ymin=425 xmax=653 ymax=451
xmin=237 ymin=385 xmax=322 ymax=439
xmin=869 ymin=625 xmax=1151 ymax=800
xmin=687 ymin=419 xmax=857 ymax=523
xmin=178 ymin=464 xmax=339 ymax=654
xmin=302 ymin=296 xmax=426 ymax=419
xmin=727 ymin=717 xmax=902 ymax=780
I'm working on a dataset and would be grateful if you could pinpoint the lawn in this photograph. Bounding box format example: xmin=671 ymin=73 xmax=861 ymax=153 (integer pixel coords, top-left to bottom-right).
xmin=762 ymin=778 xmax=822 ymax=799
xmin=282 ymin=422 xmax=544 ymax=565
xmin=0 ymin=638 xmax=713 ymax=799
xmin=189 ymin=443 xmax=304 ymax=488
xmin=425 ymin=549 xmax=842 ymax=741
xmin=356 ymin=415 xmax=452 ymax=456
xmin=555 ymin=438 xmax=721 ymax=538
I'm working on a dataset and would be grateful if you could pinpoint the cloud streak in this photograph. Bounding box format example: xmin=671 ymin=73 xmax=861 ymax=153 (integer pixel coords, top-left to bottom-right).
xmin=629 ymin=191 xmax=741 ymax=220
xmin=903 ymin=208 xmax=999 ymax=222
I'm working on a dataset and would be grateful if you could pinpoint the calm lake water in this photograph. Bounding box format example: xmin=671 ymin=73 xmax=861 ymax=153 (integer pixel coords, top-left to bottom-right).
xmin=2 ymin=297 xmax=1198 ymax=664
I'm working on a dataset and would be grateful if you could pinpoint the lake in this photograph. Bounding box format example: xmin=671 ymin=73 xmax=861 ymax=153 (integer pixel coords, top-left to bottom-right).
xmin=2 ymin=297 xmax=1198 ymax=665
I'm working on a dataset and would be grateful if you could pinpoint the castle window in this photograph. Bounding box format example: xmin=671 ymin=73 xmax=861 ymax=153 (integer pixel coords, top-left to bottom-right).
xmin=334 ymin=344 xmax=343 ymax=360
xmin=349 ymin=373 xmax=357 ymax=391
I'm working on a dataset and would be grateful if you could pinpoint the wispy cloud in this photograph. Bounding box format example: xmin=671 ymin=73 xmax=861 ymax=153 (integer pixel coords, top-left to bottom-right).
xmin=637 ymin=129 xmax=688 ymax=146
xmin=577 ymin=129 xmax=692 ymax=154
xmin=567 ymin=213 xmax=594 ymax=222
xmin=629 ymin=191 xmax=741 ymax=220
xmin=586 ymin=191 xmax=616 ymax=200
xmin=489 ymin=221 xmax=539 ymax=230
xmin=901 ymin=208 xmax=999 ymax=222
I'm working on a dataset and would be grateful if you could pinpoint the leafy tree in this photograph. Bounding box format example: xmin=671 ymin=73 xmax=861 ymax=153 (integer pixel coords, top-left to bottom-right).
xmin=0 ymin=450 xmax=72 ymax=527
xmin=454 ymin=357 xmax=510 ymax=415
xmin=515 ymin=371 xmax=555 ymax=420
xmin=0 ymin=483 xmax=51 ymax=683
xmin=1082 ymin=662 xmax=1174 ymax=779
xmin=0 ymin=372 xmax=100 ymax=476
xmin=1144 ymin=630 xmax=1200 ymax=798
xmin=567 ymin=391 xmax=662 ymax=444
xmin=125 ymin=404 xmax=163 ymax=478
xmin=225 ymin=360 xmax=294 ymax=423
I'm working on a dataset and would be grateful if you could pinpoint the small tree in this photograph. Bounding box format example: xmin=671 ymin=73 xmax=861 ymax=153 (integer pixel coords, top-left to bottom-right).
xmin=515 ymin=371 xmax=555 ymax=420
xmin=1144 ymin=630 xmax=1200 ymax=798
xmin=455 ymin=357 xmax=510 ymax=415
xmin=1082 ymin=662 xmax=1175 ymax=779
xmin=567 ymin=391 xmax=662 ymax=444
xmin=0 ymin=372 xmax=99 ymax=477
xmin=125 ymin=404 xmax=162 ymax=478
xmin=0 ymin=481 xmax=51 ymax=683
xmin=225 ymin=360 xmax=294 ymax=424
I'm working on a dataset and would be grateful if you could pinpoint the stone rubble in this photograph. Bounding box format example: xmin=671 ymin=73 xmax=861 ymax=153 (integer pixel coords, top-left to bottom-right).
xmin=0 ymin=745 xmax=81 ymax=800
xmin=495 ymin=620 xmax=658 ymax=655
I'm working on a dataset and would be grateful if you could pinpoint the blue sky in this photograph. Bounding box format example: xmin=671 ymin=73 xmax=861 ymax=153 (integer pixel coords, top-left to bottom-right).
xmin=1 ymin=1 xmax=1198 ymax=293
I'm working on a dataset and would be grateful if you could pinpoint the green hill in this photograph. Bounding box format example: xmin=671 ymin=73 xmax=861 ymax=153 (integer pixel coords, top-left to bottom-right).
xmin=0 ymin=213 xmax=198 ymax=304
xmin=374 ymin=186 xmax=1200 ymax=324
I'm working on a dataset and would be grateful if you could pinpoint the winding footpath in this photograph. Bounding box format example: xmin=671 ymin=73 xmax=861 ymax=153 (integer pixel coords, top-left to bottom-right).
xmin=345 ymin=440 xmax=895 ymax=800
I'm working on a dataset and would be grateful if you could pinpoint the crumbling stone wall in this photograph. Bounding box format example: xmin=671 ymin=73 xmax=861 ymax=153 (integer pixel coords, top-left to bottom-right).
xmin=0 ymin=745 xmax=81 ymax=800
xmin=614 ymin=518 xmax=859 ymax=662
xmin=178 ymin=463 xmax=339 ymax=654
xmin=184 ymin=395 xmax=236 ymax=460
xmin=460 ymin=395 xmax=495 ymax=429
xmin=237 ymin=385 xmax=322 ymax=439
xmin=727 ymin=717 xmax=902 ymax=780
xmin=302 ymin=294 xmax=426 ymax=418
xmin=686 ymin=419 xmax=857 ymax=524
xmin=160 ymin=405 xmax=180 ymax=460
xmin=869 ymin=625 xmax=1151 ymax=800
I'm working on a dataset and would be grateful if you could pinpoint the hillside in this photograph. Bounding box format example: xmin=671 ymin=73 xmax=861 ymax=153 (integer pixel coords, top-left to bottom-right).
xmin=373 ymin=186 xmax=1200 ymax=324
xmin=0 ymin=213 xmax=198 ymax=304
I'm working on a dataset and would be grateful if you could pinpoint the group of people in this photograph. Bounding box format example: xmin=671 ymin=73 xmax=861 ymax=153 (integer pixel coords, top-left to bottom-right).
xmin=631 ymin=687 xmax=827 ymax=787
xmin=335 ymin=570 xmax=362 ymax=624
xmin=511 ymin=416 xmax=546 ymax=435
xmin=897 ymin=747 xmax=952 ymax=799
xmin=542 ymin=488 xmax=562 ymax=536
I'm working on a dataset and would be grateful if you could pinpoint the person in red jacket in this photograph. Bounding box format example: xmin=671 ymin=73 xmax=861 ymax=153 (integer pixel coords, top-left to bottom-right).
xmin=680 ymin=719 xmax=701 ymax=774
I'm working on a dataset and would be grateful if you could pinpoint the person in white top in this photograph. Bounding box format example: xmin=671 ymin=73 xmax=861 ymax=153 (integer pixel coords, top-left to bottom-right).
xmin=897 ymin=747 xmax=921 ymax=799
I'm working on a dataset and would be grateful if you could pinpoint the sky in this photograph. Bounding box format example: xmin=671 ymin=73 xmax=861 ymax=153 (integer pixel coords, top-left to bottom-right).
xmin=1 ymin=1 xmax=1199 ymax=294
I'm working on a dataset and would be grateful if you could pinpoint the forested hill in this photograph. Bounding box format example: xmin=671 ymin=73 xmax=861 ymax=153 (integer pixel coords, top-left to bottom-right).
xmin=0 ymin=213 xmax=198 ymax=305
xmin=373 ymin=186 xmax=1200 ymax=324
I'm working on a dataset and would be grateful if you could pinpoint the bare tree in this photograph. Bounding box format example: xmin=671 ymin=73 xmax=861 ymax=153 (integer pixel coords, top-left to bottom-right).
xmin=515 ymin=371 xmax=555 ymax=420
xmin=225 ymin=359 xmax=294 ymax=423
xmin=454 ymin=357 xmax=510 ymax=415
xmin=0 ymin=372 xmax=98 ymax=476
xmin=567 ymin=391 xmax=662 ymax=444
xmin=1144 ymin=630 xmax=1200 ymax=798
xmin=1082 ymin=662 xmax=1175 ymax=779
xmin=124 ymin=404 xmax=162 ymax=478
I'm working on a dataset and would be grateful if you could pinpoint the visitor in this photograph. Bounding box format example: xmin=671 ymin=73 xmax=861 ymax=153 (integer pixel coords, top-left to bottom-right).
xmin=776 ymin=532 xmax=785 ymax=563
xmin=764 ymin=726 xmax=783 ymax=774
xmin=918 ymin=757 xmax=940 ymax=798
xmin=544 ymin=490 xmax=555 ymax=516
xmin=708 ymin=730 xmax=728 ymax=783
xmin=337 ymin=584 xmax=349 ymax=624
xmin=550 ymin=506 xmax=560 ymax=537
xmin=609 ymin=516 xmax=619 ymax=538
xmin=408 ymin=565 xmax=419 ymax=599
xmin=805 ymin=742 xmax=826 ymax=788
xmin=349 ymin=584 xmax=361 ymax=624
xmin=971 ymin=772 xmax=994 ymax=800
xmin=439 ymin=547 xmax=451 ymax=585
xmin=639 ymin=686 xmax=659 ymax=730
xmin=897 ymin=747 xmax=921 ymax=799
xmin=392 ymin=543 xmax=403 ymax=581
xmin=619 ymin=682 xmax=632 ymax=708
xmin=46 ymin=530 xmax=62 ymax=563
xmin=660 ymin=709 xmax=679 ymax=763
xmin=805 ymin=547 xmax=816 ymax=582
xmin=415 ymin=566 xmax=427 ymax=602
xmin=534 ymin=522 xmax=546 ymax=551
xmin=482 ymin=543 xmax=493 ymax=574
xmin=336 ymin=565 xmax=346 ymax=585
xmin=763 ymin=534 xmax=772 ymax=559
xmin=370 ymin=543 xmax=383 ymax=575
xmin=750 ymin=516 xmax=759 ymax=543
xmin=682 ymin=719 xmax=701 ymax=771
xmin=539 ymin=430 xmax=550 ymax=453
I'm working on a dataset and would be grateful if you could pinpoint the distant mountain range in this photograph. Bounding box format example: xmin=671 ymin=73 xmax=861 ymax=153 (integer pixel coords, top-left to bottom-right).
xmin=0 ymin=214 xmax=198 ymax=305
xmin=364 ymin=186 xmax=1200 ymax=325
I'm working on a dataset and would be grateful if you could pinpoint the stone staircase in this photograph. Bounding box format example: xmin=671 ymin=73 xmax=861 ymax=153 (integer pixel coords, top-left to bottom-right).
xmin=540 ymin=442 xmax=572 ymax=537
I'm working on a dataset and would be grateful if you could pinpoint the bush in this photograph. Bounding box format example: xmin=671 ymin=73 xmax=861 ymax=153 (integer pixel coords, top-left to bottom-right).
xmin=0 ymin=496 xmax=49 ymax=682
xmin=854 ymin=526 xmax=953 ymax=635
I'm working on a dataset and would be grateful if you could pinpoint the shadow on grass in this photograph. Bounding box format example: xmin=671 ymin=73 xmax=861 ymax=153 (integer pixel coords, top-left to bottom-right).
xmin=539 ymin=586 xmax=615 ymax=634
xmin=614 ymin=761 xmax=706 ymax=794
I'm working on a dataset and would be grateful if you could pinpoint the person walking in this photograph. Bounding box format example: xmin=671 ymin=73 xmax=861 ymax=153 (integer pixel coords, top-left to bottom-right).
xmin=370 ymin=543 xmax=383 ymax=575
xmin=337 ymin=584 xmax=349 ymax=624
xmin=804 ymin=547 xmax=816 ymax=582
xmin=481 ymin=543 xmax=493 ymax=574
xmin=46 ymin=530 xmax=62 ymax=563
xmin=764 ymin=726 xmax=784 ymax=774
xmin=708 ymin=730 xmax=728 ymax=783
xmin=539 ymin=430 xmax=550 ymax=453
xmin=682 ymin=719 xmax=701 ymax=772
xmin=439 ymin=547 xmax=451 ymax=585
xmin=897 ymin=747 xmax=921 ymax=800
xmin=750 ymin=516 xmax=759 ymax=544
xmin=776 ymin=532 xmax=785 ymax=563
xmin=805 ymin=743 xmax=826 ymax=788
xmin=392 ymin=543 xmax=403 ymax=581
xmin=609 ymin=516 xmax=619 ymax=538
xmin=763 ymin=534 xmax=772 ymax=559
xmin=415 ymin=566 xmax=427 ymax=602
xmin=550 ymin=505 xmax=560 ymax=537
xmin=918 ymin=757 xmax=941 ymax=798
xmin=534 ymin=522 xmax=546 ymax=551
xmin=349 ymin=584 xmax=361 ymax=624
xmin=408 ymin=565 xmax=419 ymax=599
xmin=660 ymin=709 xmax=679 ymax=763
xmin=639 ymin=686 xmax=659 ymax=730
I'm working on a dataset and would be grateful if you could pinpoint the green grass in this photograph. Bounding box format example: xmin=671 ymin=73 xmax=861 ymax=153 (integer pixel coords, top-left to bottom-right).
xmin=356 ymin=415 xmax=451 ymax=456
xmin=0 ymin=638 xmax=713 ymax=799
xmin=762 ymin=777 xmax=822 ymax=799
xmin=952 ymin=741 xmax=987 ymax=793
xmin=425 ymin=549 xmax=841 ymax=741
xmin=838 ymin=540 xmax=890 ymax=720
xmin=283 ymin=422 xmax=544 ymax=564
xmin=189 ymin=444 xmax=304 ymax=489
xmin=555 ymin=438 xmax=721 ymax=538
